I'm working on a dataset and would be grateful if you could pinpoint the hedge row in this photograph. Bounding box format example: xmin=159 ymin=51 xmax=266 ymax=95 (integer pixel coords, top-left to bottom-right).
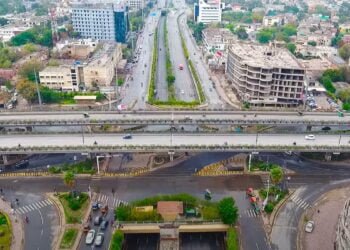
xmin=147 ymin=29 xmax=158 ymax=103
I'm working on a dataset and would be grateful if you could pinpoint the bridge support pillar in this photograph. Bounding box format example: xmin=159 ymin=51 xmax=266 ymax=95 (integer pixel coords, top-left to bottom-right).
xmin=168 ymin=150 xmax=175 ymax=162
xmin=1 ymin=155 xmax=8 ymax=165
xmin=306 ymin=125 xmax=312 ymax=131
xmin=325 ymin=152 xmax=332 ymax=161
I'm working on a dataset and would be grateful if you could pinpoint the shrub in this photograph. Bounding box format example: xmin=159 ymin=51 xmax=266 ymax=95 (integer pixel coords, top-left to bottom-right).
xmin=115 ymin=205 xmax=131 ymax=221
xmin=264 ymin=202 xmax=274 ymax=213
xmin=110 ymin=230 xmax=124 ymax=250
xmin=202 ymin=204 xmax=220 ymax=220
xmin=62 ymin=193 xmax=88 ymax=211
xmin=0 ymin=213 xmax=7 ymax=225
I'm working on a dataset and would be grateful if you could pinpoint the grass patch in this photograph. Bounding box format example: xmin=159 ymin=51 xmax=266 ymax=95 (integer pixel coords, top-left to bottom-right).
xmin=48 ymin=159 xmax=96 ymax=174
xmin=110 ymin=230 xmax=124 ymax=250
xmin=59 ymin=228 xmax=78 ymax=249
xmin=250 ymin=159 xmax=280 ymax=172
xmin=0 ymin=212 xmax=12 ymax=250
xmin=59 ymin=193 xmax=89 ymax=224
xmin=227 ymin=227 xmax=239 ymax=250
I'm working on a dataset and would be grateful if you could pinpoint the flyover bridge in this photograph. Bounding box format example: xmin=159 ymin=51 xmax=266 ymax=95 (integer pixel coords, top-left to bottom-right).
xmin=0 ymin=133 xmax=349 ymax=154
xmin=0 ymin=111 xmax=348 ymax=126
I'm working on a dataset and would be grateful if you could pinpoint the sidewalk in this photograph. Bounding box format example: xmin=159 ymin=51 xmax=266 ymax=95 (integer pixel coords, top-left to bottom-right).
xmin=0 ymin=198 xmax=24 ymax=250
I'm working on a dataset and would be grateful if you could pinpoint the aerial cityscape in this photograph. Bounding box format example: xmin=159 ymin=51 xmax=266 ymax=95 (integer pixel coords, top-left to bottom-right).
xmin=0 ymin=0 xmax=350 ymax=249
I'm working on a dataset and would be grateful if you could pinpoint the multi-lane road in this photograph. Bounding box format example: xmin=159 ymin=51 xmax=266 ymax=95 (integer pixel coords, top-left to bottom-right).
xmin=0 ymin=111 xmax=347 ymax=125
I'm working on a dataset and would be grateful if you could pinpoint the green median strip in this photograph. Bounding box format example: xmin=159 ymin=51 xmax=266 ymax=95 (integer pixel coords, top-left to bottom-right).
xmin=59 ymin=228 xmax=78 ymax=249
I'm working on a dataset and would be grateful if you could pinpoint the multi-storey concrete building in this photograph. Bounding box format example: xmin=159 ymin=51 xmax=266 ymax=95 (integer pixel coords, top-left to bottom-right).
xmin=71 ymin=3 xmax=129 ymax=43
xmin=226 ymin=43 xmax=305 ymax=107
xmin=194 ymin=0 xmax=222 ymax=24
xmin=39 ymin=42 xmax=122 ymax=91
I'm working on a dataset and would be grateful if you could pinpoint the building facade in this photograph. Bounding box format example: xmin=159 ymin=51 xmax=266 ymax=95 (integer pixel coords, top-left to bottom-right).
xmin=226 ymin=43 xmax=305 ymax=107
xmin=39 ymin=42 xmax=122 ymax=91
xmin=194 ymin=0 xmax=222 ymax=24
xmin=71 ymin=3 xmax=129 ymax=43
xmin=127 ymin=0 xmax=144 ymax=11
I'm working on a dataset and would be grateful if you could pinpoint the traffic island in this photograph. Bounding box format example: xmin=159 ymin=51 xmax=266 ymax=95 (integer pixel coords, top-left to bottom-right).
xmin=59 ymin=228 xmax=78 ymax=249
xmin=0 ymin=212 xmax=12 ymax=250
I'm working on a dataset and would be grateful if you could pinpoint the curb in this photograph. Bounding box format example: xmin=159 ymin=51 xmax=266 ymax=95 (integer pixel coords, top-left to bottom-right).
xmin=48 ymin=193 xmax=65 ymax=250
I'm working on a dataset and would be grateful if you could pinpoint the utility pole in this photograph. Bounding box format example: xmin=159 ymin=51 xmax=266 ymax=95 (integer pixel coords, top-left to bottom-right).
xmin=34 ymin=69 xmax=42 ymax=107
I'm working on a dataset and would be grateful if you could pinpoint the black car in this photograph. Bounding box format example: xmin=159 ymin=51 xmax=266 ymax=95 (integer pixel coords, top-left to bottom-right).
xmin=100 ymin=220 xmax=109 ymax=230
xmin=92 ymin=202 xmax=101 ymax=211
xmin=94 ymin=216 xmax=102 ymax=226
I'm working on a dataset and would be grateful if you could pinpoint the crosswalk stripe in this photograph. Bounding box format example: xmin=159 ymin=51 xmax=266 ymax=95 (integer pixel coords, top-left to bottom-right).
xmin=36 ymin=202 xmax=43 ymax=209
xmin=43 ymin=200 xmax=50 ymax=206
xmin=22 ymin=206 xmax=29 ymax=213
xmin=38 ymin=201 xmax=46 ymax=207
xmin=17 ymin=208 xmax=25 ymax=214
xmin=46 ymin=199 xmax=53 ymax=205
xmin=28 ymin=205 xmax=35 ymax=211
xmin=32 ymin=203 xmax=40 ymax=209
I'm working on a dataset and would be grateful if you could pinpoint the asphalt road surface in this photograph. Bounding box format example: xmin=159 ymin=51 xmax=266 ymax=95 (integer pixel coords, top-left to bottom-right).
xmin=156 ymin=16 xmax=168 ymax=101
xmin=0 ymin=111 xmax=346 ymax=124
xmin=1 ymin=133 xmax=349 ymax=149
xmin=167 ymin=8 xmax=196 ymax=101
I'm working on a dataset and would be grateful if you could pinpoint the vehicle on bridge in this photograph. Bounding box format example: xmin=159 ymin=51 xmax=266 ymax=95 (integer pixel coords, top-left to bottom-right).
xmin=305 ymin=134 xmax=315 ymax=140
xmin=123 ymin=134 xmax=133 ymax=139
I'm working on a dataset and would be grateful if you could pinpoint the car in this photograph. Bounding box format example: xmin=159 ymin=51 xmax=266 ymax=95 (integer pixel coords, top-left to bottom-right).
xmin=123 ymin=134 xmax=132 ymax=139
xmin=100 ymin=220 xmax=109 ymax=230
xmin=305 ymin=135 xmax=315 ymax=140
xmin=95 ymin=233 xmax=104 ymax=247
xmin=94 ymin=216 xmax=102 ymax=226
xmin=85 ymin=229 xmax=95 ymax=245
xmin=181 ymin=90 xmax=185 ymax=94
xmin=305 ymin=221 xmax=315 ymax=233
xmin=92 ymin=202 xmax=101 ymax=211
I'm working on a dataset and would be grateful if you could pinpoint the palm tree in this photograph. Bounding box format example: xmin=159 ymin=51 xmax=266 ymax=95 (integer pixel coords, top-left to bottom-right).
xmin=63 ymin=171 xmax=75 ymax=190
xmin=270 ymin=167 xmax=283 ymax=185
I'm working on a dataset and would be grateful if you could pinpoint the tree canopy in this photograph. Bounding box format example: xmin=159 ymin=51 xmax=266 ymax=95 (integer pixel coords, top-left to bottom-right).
xmin=339 ymin=44 xmax=350 ymax=61
xmin=218 ymin=197 xmax=239 ymax=225
xmin=10 ymin=24 xmax=53 ymax=47
xmin=270 ymin=166 xmax=283 ymax=185
xmin=63 ymin=171 xmax=76 ymax=189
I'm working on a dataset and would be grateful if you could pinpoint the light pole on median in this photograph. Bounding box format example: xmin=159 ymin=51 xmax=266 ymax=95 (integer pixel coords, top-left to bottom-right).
xmin=338 ymin=134 xmax=342 ymax=146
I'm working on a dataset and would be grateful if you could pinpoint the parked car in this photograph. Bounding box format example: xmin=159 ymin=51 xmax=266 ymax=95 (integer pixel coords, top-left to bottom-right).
xmin=94 ymin=232 xmax=104 ymax=247
xmin=85 ymin=230 xmax=95 ymax=245
xmin=305 ymin=135 xmax=315 ymax=140
xmin=100 ymin=220 xmax=109 ymax=230
xmin=305 ymin=221 xmax=315 ymax=233
xmin=94 ymin=216 xmax=102 ymax=226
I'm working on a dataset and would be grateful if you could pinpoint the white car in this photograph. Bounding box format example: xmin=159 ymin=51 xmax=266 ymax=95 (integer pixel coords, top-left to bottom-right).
xmin=181 ymin=90 xmax=185 ymax=94
xmin=85 ymin=229 xmax=95 ymax=245
xmin=94 ymin=232 xmax=104 ymax=246
xmin=305 ymin=135 xmax=315 ymax=140
xmin=305 ymin=221 xmax=315 ymax=233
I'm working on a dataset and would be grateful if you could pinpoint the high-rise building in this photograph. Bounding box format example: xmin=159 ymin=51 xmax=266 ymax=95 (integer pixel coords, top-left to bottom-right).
xmin=194 ymin=0 xmax=222 ymax=24
xmin=71 ymin=3 xmax=129 ymax=43
xmin=127 ymin=0 xmax=144 ymax=11
xmin=226 ymin=43 xmax=305 ymax=107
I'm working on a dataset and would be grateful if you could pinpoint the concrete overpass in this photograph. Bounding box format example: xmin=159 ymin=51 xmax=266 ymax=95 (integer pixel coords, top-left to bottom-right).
xmin=0 ymin=133 xmax=349 ymax=154
xmin=0 ymin=110 xmax=348 ymax=127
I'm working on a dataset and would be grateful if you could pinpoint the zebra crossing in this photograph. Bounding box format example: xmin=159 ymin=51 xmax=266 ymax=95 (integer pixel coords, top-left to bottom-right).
xmin=16 ymin=199 xmax=53 ymax=215
xmin=243 ymin=209 xmax=260 ymax=218
xmin=289 ymin=191 xmax=311 ymax=210
xmin=96 ymin=194 xmax=128 ymax=208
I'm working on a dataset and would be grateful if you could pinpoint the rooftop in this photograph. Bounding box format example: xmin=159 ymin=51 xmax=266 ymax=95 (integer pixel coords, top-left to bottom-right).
xmin=86 ymin=42 xmax=118 ymax=67
xmin=229 ymin=42 xmax=301 ymax=69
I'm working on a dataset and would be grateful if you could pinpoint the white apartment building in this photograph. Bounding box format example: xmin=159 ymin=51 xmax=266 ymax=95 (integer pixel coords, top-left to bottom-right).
xmin=0 ymin=25 xmax=30 ymax=42
xmin=194 ymin=0 xmax=222 ymax=24
xmin=226 ymin=43 xmax=305 ymax=107
xmin=127 ymin=0 xmax=144 ymax=11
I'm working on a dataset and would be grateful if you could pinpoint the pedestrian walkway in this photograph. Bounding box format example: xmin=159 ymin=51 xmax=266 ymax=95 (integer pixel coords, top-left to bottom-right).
xmin=0 ymin=197 xmax=24 ymax=250
xmin=260 ymin=174 xmax=270 ymax=188
xmin=95 ymin=194 xmax=129 ymax=208
xmin=16 ymin=199 xmax=53 ymax=215
xmin=290 ymin=191 xmax=311 ymax=210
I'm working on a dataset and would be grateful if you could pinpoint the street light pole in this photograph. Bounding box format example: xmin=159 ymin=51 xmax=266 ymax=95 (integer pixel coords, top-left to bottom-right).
xmin=81 ymin=125 xmax=85 ymax=144
xmin=338 ymin=134 xmax=342 ymax=145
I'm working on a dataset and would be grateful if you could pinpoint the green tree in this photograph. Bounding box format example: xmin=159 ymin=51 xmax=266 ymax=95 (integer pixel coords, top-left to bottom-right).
xmin=257 ymin=30 xmax=274 ymax=43
xmin=63 ymin=171 xmax=76 ymax=190
xmin=337 ymin=88 xmax=350 ymax=103
xmin=323 ymin=68 xmax=345 ymax=82
xmin=18 ymin=60 xmax=42 ymax=81
xmin=115 ymin=205 xmax=131 ymax=221
xmin=0 ymin=17 xmax=8 ymax=26
xmin=270 ymin=166 xmax=283 ymax=185
xmin=22 ymin=43 xmax=37 ymax=54
xmin=286 ymin=43 xmax=296 ymax=54
xmin=227 ymin=228 xmax=239 ymax=250
xmin=307 ymin=41 xmax=317 ymax=46
xmin=320 ymin=76 xmax=336 ymax=93
xmin=193 ymin=22 xmax=206 ymax=42
xmin=282 ymin=24 xmax=297 ymax=36
xmin=16 ymin=79 xmax=37 ymax=103
xmin=110 ymin=230 xmax=124 ymax=250
xmin=236 ymin=27 xmax=248 ymax=40
xmin=339 ymin=44 xmax=350 ymax=61
xmin=218 ymin=197 xmax=239 ymax=225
